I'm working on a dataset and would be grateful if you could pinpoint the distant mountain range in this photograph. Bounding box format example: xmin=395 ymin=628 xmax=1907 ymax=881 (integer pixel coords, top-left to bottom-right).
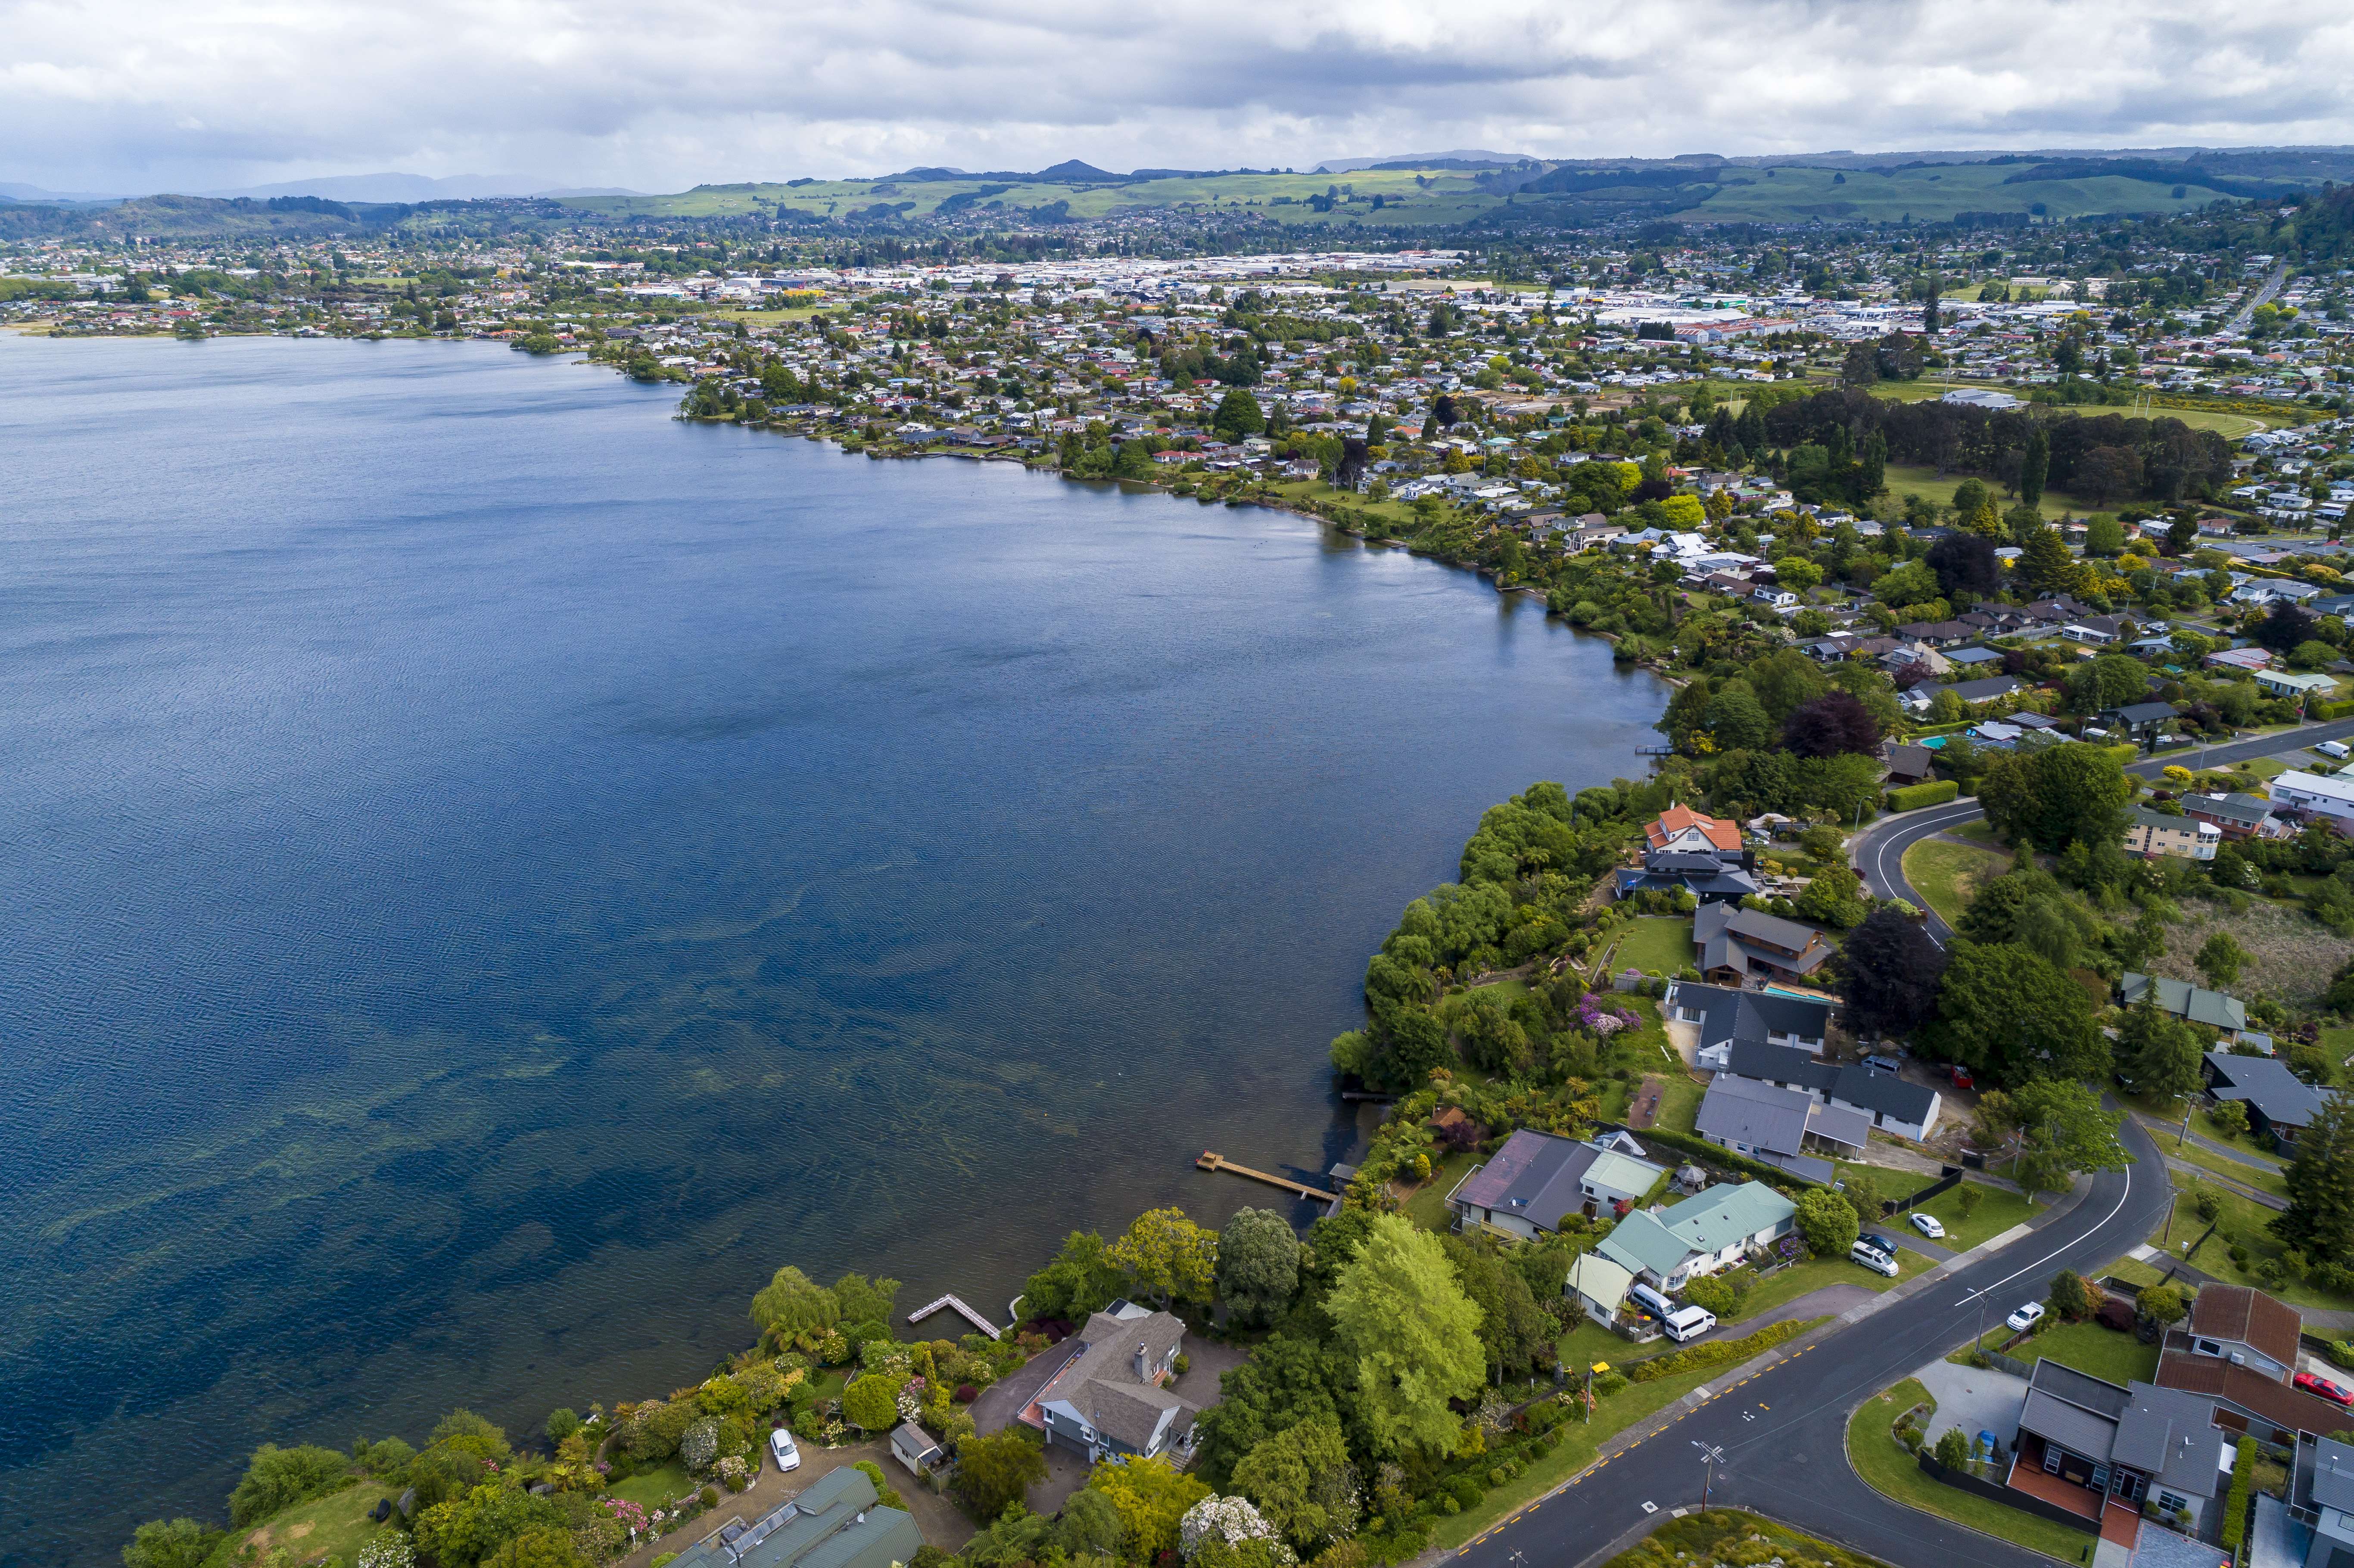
xmin=1311 ymin=149 xmax=1533 ymax=172
xmin=198 ymin=173 xmax=643 ymax=202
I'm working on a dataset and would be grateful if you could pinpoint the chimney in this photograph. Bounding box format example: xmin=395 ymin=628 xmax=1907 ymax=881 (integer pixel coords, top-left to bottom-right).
xmin=1135 ymin=1344 xmax=1149 ymax=1380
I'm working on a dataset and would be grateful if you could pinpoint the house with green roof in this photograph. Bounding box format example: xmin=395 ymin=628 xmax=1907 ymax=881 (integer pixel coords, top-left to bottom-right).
xmin=1594 ymin=1180 xmax=1797 ymax=1291
xmin=663 ymin=1464 xmax=925 ymax=1568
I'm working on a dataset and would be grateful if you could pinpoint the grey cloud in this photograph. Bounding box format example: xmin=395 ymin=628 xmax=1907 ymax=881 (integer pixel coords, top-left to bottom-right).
xmin=5 ymin=0 xmax=2353 ymax=192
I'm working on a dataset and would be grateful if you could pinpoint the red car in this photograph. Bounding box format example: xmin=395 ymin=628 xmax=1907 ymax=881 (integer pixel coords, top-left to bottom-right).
xmin=2295 ymin=1371 xmax=2354 ymax=1407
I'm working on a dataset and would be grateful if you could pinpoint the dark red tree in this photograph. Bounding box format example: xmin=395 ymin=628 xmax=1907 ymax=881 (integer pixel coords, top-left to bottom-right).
xmin=1782 ymin=690 xmax=1884 ymax=758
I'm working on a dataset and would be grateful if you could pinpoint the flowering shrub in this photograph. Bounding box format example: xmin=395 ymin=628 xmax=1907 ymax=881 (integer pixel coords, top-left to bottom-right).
xmin=602 ymin=1497 xmax=650 ymax=1540
xmin=1573 ymin=993 xmax=1635 ymax=1036
xmin=717 ymin=1455 xmax=750 ymax=1490
xmin=358 ymin=1538 xmax=416 ymax=1568
xmin=1179 ymin=1496 xmax=1293 ymax=1562
xmin=896 ymin=1383 xmax=923 ymax=1422
xmin=680 ymin=1417 xmax=719 ymax=1470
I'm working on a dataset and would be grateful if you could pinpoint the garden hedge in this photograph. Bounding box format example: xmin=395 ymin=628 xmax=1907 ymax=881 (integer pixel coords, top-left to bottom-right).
xmin=2222 ymin=1436 xmax=2255 ymax=1551
xmin=1626 ymin=1317 xmax=1810 ymax=1383
xmin=1885 ymin=779 xmax=1960 ymax=812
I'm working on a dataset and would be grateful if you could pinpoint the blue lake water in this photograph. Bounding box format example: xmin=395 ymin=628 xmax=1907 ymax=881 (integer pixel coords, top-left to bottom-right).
xmin=0 ymin=335 xmax=1665 ymax=1565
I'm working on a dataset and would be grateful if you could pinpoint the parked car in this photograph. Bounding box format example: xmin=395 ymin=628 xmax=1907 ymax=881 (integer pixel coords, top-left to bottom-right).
xmin=1850 ymin=1238 xmax=1899 ymax=1278
xmin=1862 ymin=1054 xmax=1903 ymax=1074
xmin=1662 ymin=1305 xmax=1718 ymax=1343
xmin=1948 ymin=1064 xmax=1974 ymax=1089
xmin=2295 ymin=1371 xmax=2354 ymax=1407
xmin=1856 ymin=1231 xmax=1899 ymax=1260
xmin=2006 ymin=1302 xmax=2046 ymax=1333
xmin=1909 ymin=1213 xmax=1946 ymax=1240
xmin=771 ymin=1428 xmax=802 ymax=1471
xmin=2317 ymin=740 xmax=2351 ymax=760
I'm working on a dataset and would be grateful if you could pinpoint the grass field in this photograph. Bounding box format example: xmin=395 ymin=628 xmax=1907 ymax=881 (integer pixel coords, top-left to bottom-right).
xmin=1404 ymin=1148 xmax=1478 ymax=1233
xmin=1902 ymin=838 xmax=2013 ymax=928
xmin=1430 ymin=1317 xmax=1829 ymax=1549
xmin=1880 ymin=463 xmax=2090 ymax=522
xmin=230 ymin=1484 xmax=396 ymax=1567
xmin=1905 ymin=1179 xmax=2046 ymax=1253
xmin=1608 ymin=916 xmax=1697 ymax=977
xmin=1848 ymin=1379 xmax=2096 ymax=1565
xmin=1959 ymin=1319 xmax=2160 ymax=1385
xmin=609 ymin=1459 xmax=697 ymax=1509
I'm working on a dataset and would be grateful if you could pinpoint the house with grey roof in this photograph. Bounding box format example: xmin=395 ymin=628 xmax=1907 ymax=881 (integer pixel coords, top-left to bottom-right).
xmin=1694 ymin=1073 xmax=1869 ymax=1182
xmin=1612 ymin=848 xmax=1761 ymax=906
xmin=2203 ymin=1052 xmax=2343 ymax=1152
xmin=664 ymin=1462 xmax=924 ymax=1568
xmin=1692 ymin=904 xmax=1834 ymax=986
xmin=2120 ymin=973 xmax=2248 ymax=1035
xmin=1027 ymin=1303 xmax=1195 ymax=1463
xmin=2291 ymin=1435 xmax=2354 ymax=1568
xmin=1664 ymin=980 xmax=1831 ymax=1070
xmin=1448 ymin=1129 xmax=1666 ymax=1241
xmin=2011 ymin=1359 xmax=2233 ymax=1535
xmin=1720 ymin=1040 xmax=1943 ymax=1141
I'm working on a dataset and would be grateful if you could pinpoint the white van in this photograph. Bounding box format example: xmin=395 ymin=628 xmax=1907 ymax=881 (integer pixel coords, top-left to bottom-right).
xmin=2317 ymin=740 xmax=2350 ymax=760
xmin=1628 ymin=1282 xmax=1675 ymax=1320
xmin=1662 ymin=1306 xmax=1717 ymax=1343
xmin=1850 ymin=1238 xmax=1899 ymax=1278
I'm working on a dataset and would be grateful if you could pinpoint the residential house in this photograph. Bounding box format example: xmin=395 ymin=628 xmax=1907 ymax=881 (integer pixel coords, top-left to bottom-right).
xmin=2120 ymin=973 xmax=2249 ymax=1034
xmin=1719 ymin=1040 xmax=1943 ymax=1141
xmin=2272 ymin=769 xmax=2354 ymax=832
xmin=663 ymin=1465 xmax=925 ymax=1568
xmin=1594 ymin=1179 xmax=1798 ymax=1290
xmin=1943 ymin=646 xmax=2009 ymax=674
xmin=1896 ymin=619 xmax=1978 ymax=647
xmin=2204 ymin=646 xmax=2274 ymax=675
xmin=1693 ymin=1073 xmax=1868 ymax=1180
xmin=2182 ymin=792 xmax=2290 ymax=842
xmin=1692 ymin=902 xmax=1835 ymax=985
xmin=2178 ymin=1284 xmax=2303 ymax=1381
xmin=2123 ymin=806 xmax=2221 ymax=861
xmin=1564 ymin=1251 xmax=1637 ymax=1328
xmin=1663 ymin=980 xmax=1833 ymax=1070
xmin=2290 ymin=1437 xmax=2354 ymax=1568
xmin=1029 ymin=1303 xmax=1196 ymax=1463
xmin=2202 ymin=1052 xmax=2344 ymax=1151
xmin=1448 ymin=1129 xmax=1666 ymax=1241
xmin=2010 ymin=1359 xmax=2233 ymax=1533
xmin=1612 ymin=848 xmax=1762 ymax=905
xmin=2254 ymin=668 xmax=2337 ymax=703
xmin=1881 ymin=742 xmax=1937 ymax=787
xmin=2062 ymin=614 xmax=2132 ymax=645
xmin=2100 ymin=701 xmax=2180 ymax=742
xmin=1646 ymin=805 xmax=1745 ymax=859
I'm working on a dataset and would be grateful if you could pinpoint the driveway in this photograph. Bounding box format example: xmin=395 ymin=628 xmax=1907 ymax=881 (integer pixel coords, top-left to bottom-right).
xmin=608 ymin=1434 xmax=975 ymax=1568
xmin=970 ymin=1337 xmax=1081 ymax=1437
xmin=1911 ymin=1358 xmax=2030 ymax=1454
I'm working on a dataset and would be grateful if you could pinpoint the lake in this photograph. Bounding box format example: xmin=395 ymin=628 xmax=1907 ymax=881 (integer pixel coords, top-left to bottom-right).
xmin=0 ymin=335 xmax=1665 ymax=1565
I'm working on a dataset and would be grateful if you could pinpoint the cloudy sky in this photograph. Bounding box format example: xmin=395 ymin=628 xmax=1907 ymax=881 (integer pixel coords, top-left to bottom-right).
xmin=7 ymin=0 xmax=2353 ymax=195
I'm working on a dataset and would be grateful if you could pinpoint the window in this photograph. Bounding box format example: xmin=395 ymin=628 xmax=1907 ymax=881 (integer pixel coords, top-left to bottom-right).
xmin=2158 ymin=1490 xmax=2188 ymax=1513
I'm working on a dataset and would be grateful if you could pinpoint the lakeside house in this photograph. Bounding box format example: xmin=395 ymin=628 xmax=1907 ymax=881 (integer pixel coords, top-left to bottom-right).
xmin=664 ymin=1464 xmax=923 ymax=1568
xmin=2119 ymin=973 xmax=2248 ymax=1035
xmin=1692 ymin=1073 xmax=1868 ymax=1181
xmin=1025 ymin=1301 xmax=1196 ymax=1464
xmin=1692 ymin=903 xmax=1834 ymax=986
xmin=1447 ymin=1128 xmax=1667 ymax=1240
xmin=1662 ymin=980 xmax=1831 ymax=1070
xmin=1714 ymin=1041 xmax=1942 ymax=1141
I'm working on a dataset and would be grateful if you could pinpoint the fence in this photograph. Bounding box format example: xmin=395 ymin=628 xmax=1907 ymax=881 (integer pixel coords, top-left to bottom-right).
xmin=1918 ymin=1453 xmax=2099 ymax=1537
xmin=1979 ymin=1347 xmax=2035 ymax=1378
xmin=1883 ymin=1165 xmax=1965 ymax=1218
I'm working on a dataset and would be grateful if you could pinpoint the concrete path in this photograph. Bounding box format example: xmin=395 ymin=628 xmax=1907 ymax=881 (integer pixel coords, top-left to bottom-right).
xmin=2132 ymin=1115 xmax=2285 ymax=1178
xmin=1910 ymin=1359 xmax=2029 ymax=1453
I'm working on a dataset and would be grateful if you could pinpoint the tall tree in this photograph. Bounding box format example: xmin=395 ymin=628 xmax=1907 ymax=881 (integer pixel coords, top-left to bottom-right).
xmin=1833 ymin=908 xmax=1948 ymax=1038
xmin=2273 ymin=1093 xmax=2354 ymax=1263
xmin=1929 ymin=940 xmax=2109 ymax=1088
xmin=1109 ymin=1208 xmax=1219 ymax=1308
xmin=1783 ymin=691 xmax=1883 ymax=759
xmin=2000 ymin=1079 xmax=2128 ymax=1202
xmin=1926 ymin=532 xmax=2000 ymax=602
xmin=2017 ymin=524 xmax=2083 ymax=595
xmin=1216 ymin=1209 xmax=1302 ymax=1326
xmin=2116 ymin=1000 xmax=2205 ymax=1107
xmin=1231 ymin=1417 xmax=1357 ymax=1551
xmin=1326 ymin=1215 xmax=1485 ymax=1456
xmin=750 ymin=1266 xmax=840 ymax=1350
xmin=2018 ymin=426 xmax=2049 ymax=508
xmin=955 ymin=1429 xmax=1049 ymax=1521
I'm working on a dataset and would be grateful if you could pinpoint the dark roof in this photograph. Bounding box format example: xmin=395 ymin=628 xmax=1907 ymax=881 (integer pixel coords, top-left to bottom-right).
xmin=1693 ymin=903 xmax=1833 ymax=976
xmin=1039 ymin=1309 xmax=1194 ymax=1450
xmin=2111 ymin=701 xmax=2180 ymax=725
xmin=669 ymin=1468 xmax=927 ymax=1568
xmin=2185 ymin=793 xmax=2274 ymax=829
xmin=2020 ymin=1359 xmax=2130 ymax=1462
xmin=1669 ymin=980 xmax=1833 ymax=1054
xmin=1454 ymin=1129 xmax=1617 ymax=1229
xmin=2204 ymin=1053 xmax=2337 ymax=1131
xmin=2304 ymin=1438 xmax=2354 ymax=1514
xmin=1941 ymin=675 xmax=2025 ymax=703
xmin=1722 ymin=1042 xmax=1940 ymax=1125
xmin=1883 ymin=742 xmax=1936 ymax=778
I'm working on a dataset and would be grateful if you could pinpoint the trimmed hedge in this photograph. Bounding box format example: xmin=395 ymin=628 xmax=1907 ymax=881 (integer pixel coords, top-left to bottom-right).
xmin=1626 ymin=1126 xmax=1808 ymax=1191
xmin=1885 ymin=779 xmax=1960 ymax=812
xmin=1626 ymin=1317 xmax=1812 ymax=1383
xmin=2222 ymin=1435 xmax=2255 ymax=1552
xmin=2313 ymin=699 xmax=2354 ymax=721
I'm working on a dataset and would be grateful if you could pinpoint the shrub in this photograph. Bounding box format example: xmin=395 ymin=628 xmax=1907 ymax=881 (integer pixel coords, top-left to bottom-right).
xmin=1887 ymin=779 xmax=1960 ymax=812
xmin=227 ymin=1444 xmax=353 ymax=1527
xmin=652 ymin=1557 xmax=680 ymax=1568
xmin=1933 ymin=1427 xmax=1972 ymax=1468
xmin=1625 ymin=1319 xmax=1809 ymax=1383
xmin=545 ymin=1408 xmax=582 ymax=1446
xmin=702 ymin=1484 xmax=722 ymax=1508
xmin=122 ymin=1519 xmax=227 ymax=1568
xmin=1679 ymin=1276 xmax=1735 ymax=1316
xmin=954 ymin=1384 xmax=978 ymax=1403
xmin=2223 ymin=1437 xmax=2256 ymax=1550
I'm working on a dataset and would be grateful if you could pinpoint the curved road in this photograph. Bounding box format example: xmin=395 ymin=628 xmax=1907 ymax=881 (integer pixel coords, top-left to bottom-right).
xmin=1856 ymin=717 xmax=2354 ymax=937
xmin=1452 ymin=1113 xmax=2173 ymax=1568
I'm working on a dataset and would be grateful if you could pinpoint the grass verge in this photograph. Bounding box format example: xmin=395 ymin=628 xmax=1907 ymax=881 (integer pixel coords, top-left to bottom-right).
xmin=2158 ymin=1171 xmax=2354 ymax=1312
xmin=1904 ymin=1179 xmax=2046 ymax=1253
xmin=1598 ymin=1508 xmax=1891 ymax=1568
xmin=1723 ymin=1248 xmax=1930 ymax=1323
xmin=1953 ymin=1319 xmax=2160 ymax=1385
xmin=1848 ymin=1379 xmax=2095 ymax=1565
xmin=1902 ymin=839 xmax=2013 ymax=929
xmin=1431 ymin=1319 xmax=1828 ymax=1549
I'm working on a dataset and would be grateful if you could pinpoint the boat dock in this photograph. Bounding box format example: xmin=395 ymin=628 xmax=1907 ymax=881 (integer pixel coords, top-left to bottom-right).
xmin=1195 ymin=1151 xmax=1340 ymax=1204
xmin=906 ymin=1293 xmax=1003 ymax=1339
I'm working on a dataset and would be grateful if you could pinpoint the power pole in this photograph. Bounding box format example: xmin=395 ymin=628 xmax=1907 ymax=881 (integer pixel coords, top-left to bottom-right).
xmin=1693 ymin=1440 xmax=1725 ymax=1514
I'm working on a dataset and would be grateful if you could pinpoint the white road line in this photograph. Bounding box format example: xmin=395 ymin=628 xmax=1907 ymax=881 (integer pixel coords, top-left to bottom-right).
xmin=1956 ymin=1141 xmax=2135 ymax=1305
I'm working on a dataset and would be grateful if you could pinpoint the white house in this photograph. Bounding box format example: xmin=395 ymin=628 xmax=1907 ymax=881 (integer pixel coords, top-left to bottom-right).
xmin=2270 ymin=769 xmax=2354 ymax=831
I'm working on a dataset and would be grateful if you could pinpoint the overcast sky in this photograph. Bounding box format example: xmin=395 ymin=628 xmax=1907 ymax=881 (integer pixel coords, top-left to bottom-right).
xmin=9 ymin=0 xmax=2354 ymax=195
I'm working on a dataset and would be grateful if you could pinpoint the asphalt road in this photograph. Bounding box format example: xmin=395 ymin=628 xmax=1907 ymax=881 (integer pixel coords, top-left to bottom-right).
xmin=1451 ymin=1113 xmax=2173 ymax=1568
xmin=1855 ymin=717 xmax=2354 ymax=939
xmin=2225 ymin=264 xmax=2291 ymax=335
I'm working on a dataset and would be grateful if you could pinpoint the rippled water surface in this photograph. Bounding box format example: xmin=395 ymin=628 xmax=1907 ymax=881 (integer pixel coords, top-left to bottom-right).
xmin=0 ymin=336 xmax=1665 ymax=1564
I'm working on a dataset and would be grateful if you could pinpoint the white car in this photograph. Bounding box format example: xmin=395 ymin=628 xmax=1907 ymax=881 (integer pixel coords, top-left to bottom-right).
xmin=1909 ymin=1213 xmax=1946 ymax=1241
xmin=771 ymin=1428 xmax=801 ymax=1472
xmin=2005 ymin=1302 xmax=2046 ymax=1333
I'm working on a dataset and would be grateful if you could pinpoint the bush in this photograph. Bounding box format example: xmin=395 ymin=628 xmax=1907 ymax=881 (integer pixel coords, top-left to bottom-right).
xmin=545 ymin=1408 xmax=582 ymax=1446
xmin=122 ymin=1519 xmax=227 ymax=1568
xmin=702 ymin=1484 xmax=722 ymax=1508
xmin=227 ymin=1444 xmax=353 ymax=1528
xmin=1886 ymin=779 xmax=1960 ymax=812
xmin=1794 ymin=1188 xmax=1860 ymax=1258
xmin=1933 ymin=1427 xmax=1972 ymax=1468
xmin=1679 ymin=1276 xmax=1736 ymax=1316
xmin=1625 ymin=1319 xmax=1809 ymax=1383
xmin=2223 ymin=1437 xmax=2256 ymax=1551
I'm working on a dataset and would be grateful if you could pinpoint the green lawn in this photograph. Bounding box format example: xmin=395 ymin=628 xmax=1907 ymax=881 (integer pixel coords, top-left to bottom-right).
xmin=1906 ymin=1179 xmax=2046 ymax=1253
xmin=1650 ymin=1070 xmax=1705 ymax=1135
xmin=1608 ymin=917 xmax=1697 ymax=977
xmin=1849 ymin=1380 xmax=2096 ymax=1565
xmin=1946 ymin=819 xmax=2002 ymax=846
xmin=1404 ymin=1148 xmax=1479 ymax=1233
xmin=1901 ymin=839 xmax=2012 ymax=929
xmin=609 ymin=1459 xmax=697 ymax=1509
xmin=1430 ymin=1318 xmax=1829 ymax=1549
xmin=2160 ymin=1134 xmax=2289 ymax=1200
xmin=1721 ymin=1246 xmax=1930 ymax=1322
xmin=1959 ymin=1319 xmax=2160 ymax=1385
xmin=2159 ymin=1172 xmax=2354 ymax=1312
xmin=1881 ymin=463 xmax=2089 ymax=523
xmin=232 ymin=1484 xmax=399 ymax=1567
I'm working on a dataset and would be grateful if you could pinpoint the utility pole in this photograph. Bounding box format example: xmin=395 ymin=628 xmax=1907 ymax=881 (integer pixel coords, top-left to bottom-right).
xmin=1693 ymin=1440 xmax=1725 ymax=1514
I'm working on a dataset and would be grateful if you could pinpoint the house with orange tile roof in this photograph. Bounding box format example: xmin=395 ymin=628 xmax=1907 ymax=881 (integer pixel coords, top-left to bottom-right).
xmin=1645 ymin=804 xmax=1743 ymax=858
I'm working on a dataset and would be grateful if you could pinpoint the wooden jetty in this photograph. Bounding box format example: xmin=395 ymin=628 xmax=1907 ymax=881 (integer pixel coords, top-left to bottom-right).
xmin=1196 ymin=1151 xmax=1339 ymax=1203
xmin=906 ymin=1293 xmax=1003 ymax=1339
